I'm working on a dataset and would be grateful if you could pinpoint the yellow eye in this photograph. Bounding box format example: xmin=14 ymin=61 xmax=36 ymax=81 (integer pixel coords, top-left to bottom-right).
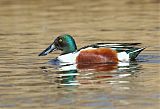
xmin=59 ymin=39 xmax=63 ymax=42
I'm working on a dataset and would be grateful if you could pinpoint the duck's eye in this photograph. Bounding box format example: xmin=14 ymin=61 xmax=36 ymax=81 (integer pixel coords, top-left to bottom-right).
xmin=59 ymin=39 xmax=63 ymax=42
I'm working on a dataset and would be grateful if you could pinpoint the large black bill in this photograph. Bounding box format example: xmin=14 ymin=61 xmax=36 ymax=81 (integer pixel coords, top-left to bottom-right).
xmin=38 ymin=43 xmax=56 ymax=56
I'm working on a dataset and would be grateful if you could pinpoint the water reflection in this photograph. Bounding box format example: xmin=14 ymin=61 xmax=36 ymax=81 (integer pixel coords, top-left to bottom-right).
xmin=56 ymin=70 xmax=79 ymax=86
xmin=40 ymin=61 xmax=140 ymax=87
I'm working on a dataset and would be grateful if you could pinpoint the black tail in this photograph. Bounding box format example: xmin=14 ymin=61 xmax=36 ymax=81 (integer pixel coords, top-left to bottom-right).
xmin=128 ymin=48 xmax=145 ymax=60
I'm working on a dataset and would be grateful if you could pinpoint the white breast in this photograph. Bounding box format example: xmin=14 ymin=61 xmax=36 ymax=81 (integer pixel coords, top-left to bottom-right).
xmin=57 ymin=52 xmax=80 ymax=65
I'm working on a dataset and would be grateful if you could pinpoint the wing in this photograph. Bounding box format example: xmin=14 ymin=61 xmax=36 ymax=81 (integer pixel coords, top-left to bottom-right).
xmin=78 ymin=43 xmax=142 ymax=52
xmin=95 ymin=43 xmax=141 ymax=47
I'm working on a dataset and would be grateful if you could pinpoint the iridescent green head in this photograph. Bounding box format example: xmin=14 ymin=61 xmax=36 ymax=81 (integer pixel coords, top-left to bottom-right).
xmin=39 ymin=34 xmax=77 ymax=56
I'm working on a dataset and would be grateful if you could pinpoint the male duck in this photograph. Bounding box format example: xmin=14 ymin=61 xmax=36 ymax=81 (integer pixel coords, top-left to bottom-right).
xmin=39 ymin=34 xmax=145 ymax=65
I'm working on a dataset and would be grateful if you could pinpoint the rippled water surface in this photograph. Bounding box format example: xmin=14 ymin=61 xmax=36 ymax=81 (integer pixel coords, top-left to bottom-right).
xmin=0 ymin=0 xmax=160 ymax=109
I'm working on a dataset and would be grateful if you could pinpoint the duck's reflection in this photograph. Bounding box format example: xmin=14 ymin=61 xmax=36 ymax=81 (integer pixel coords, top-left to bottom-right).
xmin=56 ymin=70 xmax=79 ymax=86
xmin=41 ymin=61 xmax=140 ymax=86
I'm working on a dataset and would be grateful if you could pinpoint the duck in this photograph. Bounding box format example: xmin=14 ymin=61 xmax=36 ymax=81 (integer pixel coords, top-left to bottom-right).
xmin=39 ymin=34 xmax=145 ymax=65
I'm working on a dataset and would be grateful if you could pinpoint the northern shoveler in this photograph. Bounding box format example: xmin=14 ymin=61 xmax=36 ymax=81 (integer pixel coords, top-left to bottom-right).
xmin=39 ymin=34 xmax=145 ymax=65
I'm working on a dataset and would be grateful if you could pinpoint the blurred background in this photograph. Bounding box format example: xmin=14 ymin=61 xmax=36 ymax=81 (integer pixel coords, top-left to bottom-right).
xmin=0 ymin=0 xmax=159 ymax=109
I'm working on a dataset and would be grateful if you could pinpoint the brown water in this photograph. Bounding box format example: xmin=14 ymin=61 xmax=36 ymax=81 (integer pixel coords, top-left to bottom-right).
xmin=0 ymin=0 xmax=160 ymax=109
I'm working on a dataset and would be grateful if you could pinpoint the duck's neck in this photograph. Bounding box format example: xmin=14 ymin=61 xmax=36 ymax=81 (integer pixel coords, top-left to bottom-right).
xmin=62 ymin=43 xmax=77 ymax=55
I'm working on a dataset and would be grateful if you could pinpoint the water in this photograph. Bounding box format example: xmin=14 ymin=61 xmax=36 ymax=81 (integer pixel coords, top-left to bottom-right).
xmin=0 ymin=0 xmax=160 ymax=109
